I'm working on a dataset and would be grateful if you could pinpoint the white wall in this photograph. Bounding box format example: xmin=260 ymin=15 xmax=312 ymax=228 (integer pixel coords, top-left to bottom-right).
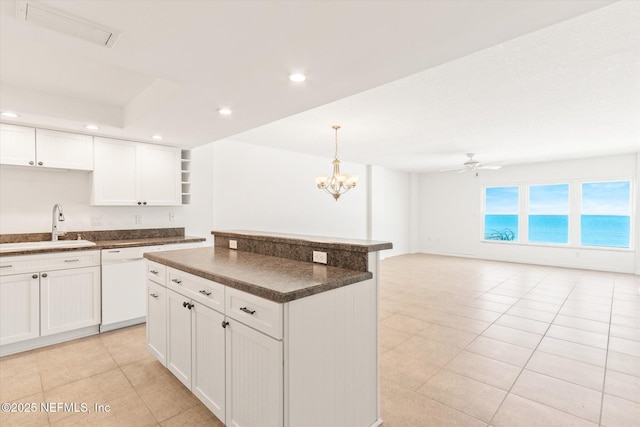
xmin=369 ymin=165 xmax=411 ymax=258
xmin=212 ymin=140 xmax=369 ymax=239
xmin=417 ymin=153 xmax=639 ymax=274
xmin=0 ymin=166 xmax=187 ymax=234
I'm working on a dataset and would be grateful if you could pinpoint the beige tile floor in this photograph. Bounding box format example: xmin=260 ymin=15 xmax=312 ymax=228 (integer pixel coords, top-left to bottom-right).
xmin=1 ymin=253 xmax=638 ymax=426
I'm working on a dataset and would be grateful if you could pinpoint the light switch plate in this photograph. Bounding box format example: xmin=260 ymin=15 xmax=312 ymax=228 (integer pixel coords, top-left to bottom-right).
xmin=229 ymin=240 xmax=237 ymax=250
xmin=313 ymin=251 xmax=328 ymax=264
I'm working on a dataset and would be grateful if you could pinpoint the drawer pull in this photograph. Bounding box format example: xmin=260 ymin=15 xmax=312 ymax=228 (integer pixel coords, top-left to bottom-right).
xmin=199 ymin=290 xmax=212 ymax=296
xmin=240 ymin=307 xmax=256 ymax=315
xmin=32 ymin=274 xmax=39 ymax=279
xmin=171 ymin=278 xmax=182 ymax=284
xmin=0 ymin=265 xmax=12 ymax=268
xmin=64 ymin=259 xmax=80 ymax=263
xmin=221 ymin=320 xmax=229 ymax=328
xmin=182 ymin=301 xmax=194 ymax=310
xmin=150 ymin=270 xmax=159 ymax=274
xmin=150 ymin=293 xmax=159 ymax=299
xmin=41 ymin=273 xmax=48 ymax=278
xmin=108 ymin=250 xmax=120 ymax=253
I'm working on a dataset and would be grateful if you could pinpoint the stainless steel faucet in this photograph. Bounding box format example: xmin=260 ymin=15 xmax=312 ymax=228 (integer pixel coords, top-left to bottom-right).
xmin=52 ymin=203 xmax=65 ymax=241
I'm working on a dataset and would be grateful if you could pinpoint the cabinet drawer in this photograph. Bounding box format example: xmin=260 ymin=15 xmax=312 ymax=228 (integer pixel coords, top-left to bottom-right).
xmin=167 ymin=268 xmax=224 ymax=313
xmin=0 ymin=250 xmax=100 ymax=276
xmin=146 ymin=261 xmax=166 ymax=285
xmin=226 ymin=287 xmax=283 ymax=340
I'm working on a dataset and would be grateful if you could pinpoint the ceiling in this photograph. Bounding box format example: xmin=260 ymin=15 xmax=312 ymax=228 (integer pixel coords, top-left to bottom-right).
xmin=1 ymin=0 xmax=638 ymax=172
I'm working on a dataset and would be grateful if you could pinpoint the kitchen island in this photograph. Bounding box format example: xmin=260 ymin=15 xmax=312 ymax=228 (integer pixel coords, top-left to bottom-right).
xmin=144 ymin=230 xmax=392 ymax=427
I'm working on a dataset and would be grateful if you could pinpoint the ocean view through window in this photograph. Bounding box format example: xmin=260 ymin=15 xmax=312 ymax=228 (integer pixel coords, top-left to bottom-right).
xmin=581 ymin=181 xmax=631 ymax=248
xmin=528 ymin=183 xmax=569 ymax=244
xmin=484 ymin=186 xmax=519 ymax=241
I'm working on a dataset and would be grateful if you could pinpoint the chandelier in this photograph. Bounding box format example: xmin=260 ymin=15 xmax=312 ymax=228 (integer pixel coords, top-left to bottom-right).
xmin=315 ymin=125 xmax=359 ymax=200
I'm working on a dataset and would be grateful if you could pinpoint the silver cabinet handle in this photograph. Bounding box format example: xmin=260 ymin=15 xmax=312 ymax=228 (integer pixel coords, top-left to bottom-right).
xmin=240 ymin=307 xmax=256 ymax=315
xmin=64 ymin=259 xmax=80 ymax=263
xmin=29 ymin=161 xmax=34 ymax=165
xmin=108 ymin=250 xmax=120 ymax=253
xmin=199 ymin=290 xmax=211 ymax=296
xmin=38 ymin=161 xmax=43 ymax=166
xmin=0 ymin=265 xmax=12 ymax=268
xmin=150 ymin=293 xmax=159 ymax=299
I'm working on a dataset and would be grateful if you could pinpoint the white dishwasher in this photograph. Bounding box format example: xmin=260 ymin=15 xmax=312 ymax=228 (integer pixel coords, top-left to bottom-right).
xmin=100 ymin=245 xmax=162 ymax=332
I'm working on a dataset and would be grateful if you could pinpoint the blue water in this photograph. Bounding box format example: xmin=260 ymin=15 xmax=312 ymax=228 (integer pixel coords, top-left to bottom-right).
xmin=485 ymin=214 xmax=630 ymax=248
xmin=581 ymin=215 xmax=630 ymax=248
xmin=529 ymin=215 xmax=568 ymax=244
xmin=484 ymin=215 xmax=518 ymax=241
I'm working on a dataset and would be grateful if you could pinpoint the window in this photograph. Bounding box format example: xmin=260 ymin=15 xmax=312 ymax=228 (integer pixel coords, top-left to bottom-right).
xmin=528 ymin=184 xmax=569 ymax=244
xmin=484 ymin=186 xmax=519 ymax=241
xmin=581 ymin=181 xmax=631 ymax=248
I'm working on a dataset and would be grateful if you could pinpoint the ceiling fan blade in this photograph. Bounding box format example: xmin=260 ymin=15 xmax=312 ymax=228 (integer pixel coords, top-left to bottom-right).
xmin=477 ymin=164 xmax=502 ymax=170
xmin=439 ymin=167 xmax=466 ymax=172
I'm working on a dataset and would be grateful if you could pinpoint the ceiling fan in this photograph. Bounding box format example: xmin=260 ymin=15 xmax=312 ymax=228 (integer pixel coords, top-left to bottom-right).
xmin=441 ymin=153 xmax=503 ymax=173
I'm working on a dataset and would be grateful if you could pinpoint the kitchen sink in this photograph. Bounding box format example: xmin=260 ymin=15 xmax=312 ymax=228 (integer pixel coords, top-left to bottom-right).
xmin=0 ymin=240 xmax=96 ymax=253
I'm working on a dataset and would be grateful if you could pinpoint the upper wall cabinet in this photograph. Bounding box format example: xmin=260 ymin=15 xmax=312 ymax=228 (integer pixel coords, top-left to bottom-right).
xmin=92 ymin=137 xmax=182 ymax=206
xmin=0 ymin=124 xmax=93 ymax=171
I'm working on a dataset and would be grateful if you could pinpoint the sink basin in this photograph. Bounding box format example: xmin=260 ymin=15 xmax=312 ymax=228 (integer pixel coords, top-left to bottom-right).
xmin=0 ymin=240 xmax=96 ymax=253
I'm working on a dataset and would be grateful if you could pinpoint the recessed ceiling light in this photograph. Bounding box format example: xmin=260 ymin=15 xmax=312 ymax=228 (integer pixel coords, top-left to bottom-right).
xmin=1 ymin=112 xmax=19 ymax=118
xmin=85 ymin=124 xmax=99 ymax=130
xmin=152 ymin=135 xmax=163 ymax=140
xmin=289 ymin=73 xmax=306 ymax=82
xmin=218 ymin=108 xmax=232 ymax=115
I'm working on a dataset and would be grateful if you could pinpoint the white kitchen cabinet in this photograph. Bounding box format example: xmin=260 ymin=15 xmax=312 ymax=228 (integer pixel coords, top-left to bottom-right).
xmin=0 ymin=124 xmax=93 ymax=170
xmin=225 ymin=318 xmax=283 ymax=427
xmin=166 ymin=287 xmax=193 ymax=387
xmin=146 ymin=280 xmax=167 ymax=365
xmin=92 ymin=137 xmax=181 ymax=206
xmin=0 ymin=123 xmax=36 ymax=166
xmin=35 ymin=129 xmax=94 ymax=170
xmin=193 ymin=299 xmax=226 ymax=421
xmin=0 ymin=250 xmax=102 ymax=356
xmin=40 ymin=266 xmax=101 ymax=336
xmin=166 ymin=286 xmax=226 ymax=421
xmin=0 ymin=273 xmax=39 ymax=346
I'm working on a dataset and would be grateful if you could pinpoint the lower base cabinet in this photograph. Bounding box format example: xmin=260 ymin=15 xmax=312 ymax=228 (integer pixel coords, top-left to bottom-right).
xmin=0 ymin=273 xmax=39 ymax=346
xmin=146 ymin=281 xmax=166 ymax=365
xmin=146 ymin=263 xmax=379 ymax=427
xmin=40 ymin=266 xmax=101 ymax=336
xmin=225 ymin=319 xmax=283 ymax=427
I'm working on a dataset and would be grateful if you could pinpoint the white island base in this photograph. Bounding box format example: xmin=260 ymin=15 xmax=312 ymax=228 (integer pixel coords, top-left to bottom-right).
xmin=146 ymin=250 xmax=383 ymax=427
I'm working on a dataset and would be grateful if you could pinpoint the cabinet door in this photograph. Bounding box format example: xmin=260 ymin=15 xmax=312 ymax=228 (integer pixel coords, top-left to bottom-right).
xmin=92 ymin=138 xmax=139 ymax=205
xmin=166 ymin=288 xmax=192 ymax=388
xmin=40 ymin=266 xmax=101 ymax=336
xmin=35 ymin=129 xmax=93 ymax=170
xmin=192 ymin=302 xmax=226 ymax=422
xmin=226 ymin=320 xmax=283 ymax=427
xmin=0 ymin=273 xmax=39 ymax=345
xmin=146 ymin=280 xmax=167 ymax=366
xmin=0 ymin=123 xmax=36 ymax=166
xmin=139 ymin=144 xmax=181 ymax=206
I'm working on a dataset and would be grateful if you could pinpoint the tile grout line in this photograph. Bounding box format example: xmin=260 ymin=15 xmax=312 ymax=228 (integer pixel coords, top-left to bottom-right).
xmin=598 ymin=278 xmax=617 ymax=427
xmin=486 ymin=273 xmax=588 ymax=426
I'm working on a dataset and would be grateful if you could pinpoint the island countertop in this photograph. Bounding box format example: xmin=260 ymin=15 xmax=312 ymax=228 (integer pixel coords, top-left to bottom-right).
xmin=144 ymin=246 xmax=373 ymax=303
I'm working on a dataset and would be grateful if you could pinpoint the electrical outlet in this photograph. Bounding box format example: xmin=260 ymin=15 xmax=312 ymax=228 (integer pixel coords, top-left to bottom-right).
xmin=313 ymin=251 xmax=328 ymax=264
xmin=229 ymin=240 xmax=237 ymax=250
xmin=169 ymin=212 xmax=175 ymax=222
xmin=135 ymin=214 xmax=143 ymax=224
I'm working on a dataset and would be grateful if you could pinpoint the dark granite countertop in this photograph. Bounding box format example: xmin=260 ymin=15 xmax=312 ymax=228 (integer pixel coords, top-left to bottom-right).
xmin=0 ymin=228 xmax=205 ymax=257
xmin=145 ymin=246 xmax=373 ymax=303
xmin=212 ymin=230 xmax=393 ymax=252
